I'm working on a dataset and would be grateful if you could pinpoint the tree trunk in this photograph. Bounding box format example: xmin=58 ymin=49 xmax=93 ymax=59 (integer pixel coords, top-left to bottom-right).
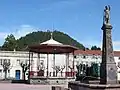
xmin=61 ymin=71 xmax=62 ymax=77
xmin=22 ymin=71 xmax=26 ymax=80
xmin=23 ymin=72 xmax=26 ymax=80
xmin=22 ymin=68 xmax=24 ymax=80
xmin=56 ymin=71 xmax=57 ymax=77
xmin=4 ymin=70 xmax=7 ymax=80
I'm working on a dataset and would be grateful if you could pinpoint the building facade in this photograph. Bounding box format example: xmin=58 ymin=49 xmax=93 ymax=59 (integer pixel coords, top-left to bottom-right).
xmin=0 ymin=50 xmax=74 ymax=80
xmin=0 ymin=50 xmax=120 ymax=80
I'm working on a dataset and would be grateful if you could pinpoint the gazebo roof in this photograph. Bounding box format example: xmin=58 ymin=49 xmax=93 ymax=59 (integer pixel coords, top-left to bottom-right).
xmin=29 ymin=44 xmax=78 ymax=54
xmin=28 ymin=32 xmax=79 ymax=54
xmin=40 ymin=38 xmax=63 ymax=45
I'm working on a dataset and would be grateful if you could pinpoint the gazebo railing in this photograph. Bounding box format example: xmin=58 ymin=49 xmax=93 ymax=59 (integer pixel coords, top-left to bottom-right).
xmin=29 ymin=71 xmax=76 ymax=78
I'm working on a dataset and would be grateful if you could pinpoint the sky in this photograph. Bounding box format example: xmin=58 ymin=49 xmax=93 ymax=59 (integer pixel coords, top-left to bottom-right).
xmin=0 ymin=0 xmax=120 ymax=50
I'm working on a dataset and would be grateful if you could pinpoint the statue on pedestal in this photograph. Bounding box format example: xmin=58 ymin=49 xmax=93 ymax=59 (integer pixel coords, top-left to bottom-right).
xmin=103 ymin=5 xmax=110 ymax=24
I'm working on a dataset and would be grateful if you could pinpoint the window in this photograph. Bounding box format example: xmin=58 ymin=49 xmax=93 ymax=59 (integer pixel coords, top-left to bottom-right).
xmin=74 ymin=55 xmax=77 ymax=59
xmin=92 ymin=54 xmax=95 ymax=58
xmin=4 ymin=59 xmax=7 ymax=63
xmin=7 ymin=59 xmax=10 ymax=64
xmin=27 ymin=60 xmax=29 ymax=64
xmin=3 ymin=59 xmax=10 ymax=65
xmin=0 ymin=59 xmax=10 ymax=65
xmin=83 ymin=55 xmax=86 ymax=59
xmin=21 ymin=59 xmax=30 ymax=64
xmin=0 ymin=59 xmax=2 ymax=65
xmin=8 ymin=70 xmax=10 ymax=73
xmin=98 ymin=55 xmax=101 ymax=59
xmin=31 ymin=60 xmax=34 ymax=65
xmin=118 ymin=57 xmax=120 ymax=60
xmin=40 ymin=54 xmax=45 ymax=58
xmin=118 ymin=62 xmax=120 ymax=68
xmin=0 ymin=69 xmax=2 ymax=73
xmin=17 ymin=59 xmax=20 ymax=65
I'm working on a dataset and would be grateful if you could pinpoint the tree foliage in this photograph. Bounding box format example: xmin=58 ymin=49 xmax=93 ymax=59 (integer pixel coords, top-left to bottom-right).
xmin=17 ymin=30 xmax=85 ymax=50
xmin=2 ymin=31 xmax=85 ymax=51
xmin=2 ymin=34 xmax=18 ymax=51
xmin=91 ymin=46 xmax=101 ymax=50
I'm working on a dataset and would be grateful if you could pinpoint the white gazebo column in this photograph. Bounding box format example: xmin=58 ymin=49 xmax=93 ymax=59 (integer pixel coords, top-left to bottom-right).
xmin=65 ymin=53 xmax=69 ymax=78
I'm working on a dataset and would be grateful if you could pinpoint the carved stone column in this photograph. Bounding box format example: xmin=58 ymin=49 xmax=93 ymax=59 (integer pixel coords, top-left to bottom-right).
xmin=100 ymin=6 xmax=118 ymax=84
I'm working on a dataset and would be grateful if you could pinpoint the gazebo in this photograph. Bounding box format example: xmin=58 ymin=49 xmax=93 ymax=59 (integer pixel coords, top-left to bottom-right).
xmin=28 ymin=33 xmax=79 ymax=84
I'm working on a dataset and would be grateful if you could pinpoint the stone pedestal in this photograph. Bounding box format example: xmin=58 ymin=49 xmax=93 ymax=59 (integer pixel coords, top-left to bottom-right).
xmin=69 ymin=81 xmax=120 ymax=90
xmin=100 ymin=24 xmax=118 ymax=84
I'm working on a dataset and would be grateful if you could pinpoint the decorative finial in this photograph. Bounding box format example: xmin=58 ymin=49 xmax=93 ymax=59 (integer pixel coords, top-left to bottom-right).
xmin=50 ymin=23 xmax=55 ymax=40
xmin=50 ymin=31 xmax=53 ymax=40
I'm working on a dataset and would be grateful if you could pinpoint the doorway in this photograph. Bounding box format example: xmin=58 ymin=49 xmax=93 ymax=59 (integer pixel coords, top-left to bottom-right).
xmin=15 ymin=70 xmax=20 ymax=80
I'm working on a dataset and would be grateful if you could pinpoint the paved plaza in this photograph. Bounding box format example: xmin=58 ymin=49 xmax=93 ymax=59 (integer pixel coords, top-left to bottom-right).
xmin=0 ymin=83 xmax=68 ymax=90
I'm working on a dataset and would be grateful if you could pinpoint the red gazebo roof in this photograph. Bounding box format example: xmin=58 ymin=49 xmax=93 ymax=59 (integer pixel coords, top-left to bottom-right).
xmin=28 ymin=44 xmax=79 ymax=54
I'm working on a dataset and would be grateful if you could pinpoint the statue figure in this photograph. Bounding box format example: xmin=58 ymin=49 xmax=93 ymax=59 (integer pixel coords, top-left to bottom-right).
xmin=103 ymin=5 xmax=110 ymax=24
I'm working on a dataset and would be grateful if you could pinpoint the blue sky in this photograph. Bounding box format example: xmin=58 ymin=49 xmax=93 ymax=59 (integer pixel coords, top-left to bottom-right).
xmin=0 ymin=0 xmax=120 ymax=50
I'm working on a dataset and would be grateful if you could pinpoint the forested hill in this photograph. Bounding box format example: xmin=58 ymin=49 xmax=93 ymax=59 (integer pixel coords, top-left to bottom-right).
xmin=17 ymin=30 xmax=85 ymax=50
xmin=2 ymin=30 xmax=85 ymax=51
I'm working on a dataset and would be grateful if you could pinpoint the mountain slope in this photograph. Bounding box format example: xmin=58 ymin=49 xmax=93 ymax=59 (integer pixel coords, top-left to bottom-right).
xmin=17 ymin=30 xmax=85 ymax=50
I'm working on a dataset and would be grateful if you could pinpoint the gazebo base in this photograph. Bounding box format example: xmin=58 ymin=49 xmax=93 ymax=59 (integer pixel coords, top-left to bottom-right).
xmin=27 ymin=77 xmax=75 ymax=85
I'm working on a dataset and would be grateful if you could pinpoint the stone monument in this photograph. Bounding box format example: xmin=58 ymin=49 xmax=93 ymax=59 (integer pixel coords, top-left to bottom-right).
xmin=68 ymin=5 xmax=120 ymax=90
xmin=100 ymin=5 xmax=118 ymax=84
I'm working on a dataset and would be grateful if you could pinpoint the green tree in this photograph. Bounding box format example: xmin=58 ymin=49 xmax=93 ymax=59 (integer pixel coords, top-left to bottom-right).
xmin=2 ymin=34 xmax=18 ymax=51
xmin=91 ymin=46 xmax=101 ymax=50
xmin=1 ymin=31 xmax=85 ymax=50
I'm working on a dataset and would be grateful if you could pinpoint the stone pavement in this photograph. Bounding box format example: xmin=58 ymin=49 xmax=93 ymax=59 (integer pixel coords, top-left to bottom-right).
xmin=0 ymin=83 xmax=68 ymax=90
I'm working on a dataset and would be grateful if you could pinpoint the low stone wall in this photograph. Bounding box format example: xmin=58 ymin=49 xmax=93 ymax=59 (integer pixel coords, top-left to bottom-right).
xmin=68 ymin=81 xmax=120 ymax=90
xmin=28 ymin=77 xmax=75 ymax=85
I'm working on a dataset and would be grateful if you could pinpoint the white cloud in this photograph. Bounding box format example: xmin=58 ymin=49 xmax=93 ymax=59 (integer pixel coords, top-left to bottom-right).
xmin=0 ymin=25 xmax=39 ymax=45
xmin=113 ymin=41 xmax=120 ymax=46
xmin=80 ymin=40 xmax=102 ymax=49
xmin=81 ymin=40 xmax=120 ymax=51
xmin=0 ymin=32 xmax=9 ymax=39
xmin=0 ymin=32 xmax=9 ymax=46
xmin=113 ymin=41 xmax=120 ymax=51
xmin=0 ymin=25 xmax=38 ymax=39
xmin=12 ymin=25 xmax=38 ymax=39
